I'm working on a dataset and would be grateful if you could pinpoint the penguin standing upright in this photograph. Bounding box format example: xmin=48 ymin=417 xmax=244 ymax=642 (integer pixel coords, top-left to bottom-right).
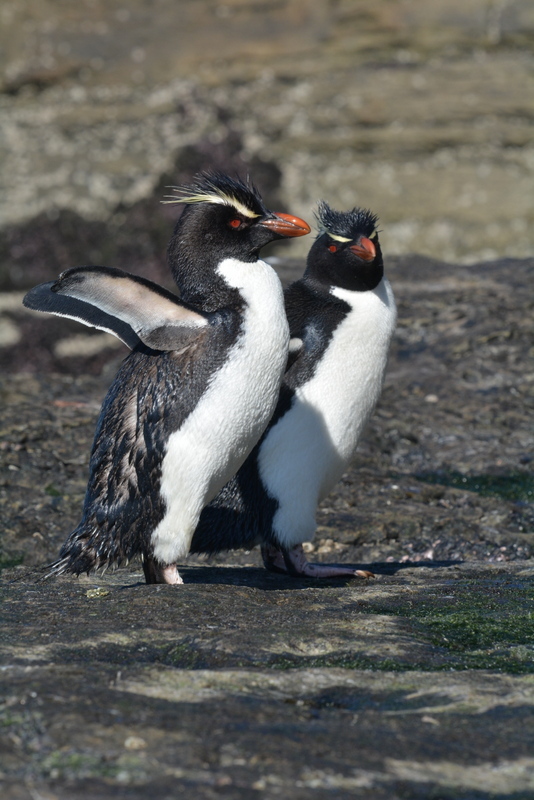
xmin=191 ymin=200 xmax=396 ymax=577
xmin=23 ymin=173 xmax=310 ymax=584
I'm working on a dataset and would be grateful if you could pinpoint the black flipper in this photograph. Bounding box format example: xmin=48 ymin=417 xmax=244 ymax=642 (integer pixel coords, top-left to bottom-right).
xmin=24 ymin=279 xmax=144 ymax=349
xmin=23 ymin=266 xmax=208 ymax=351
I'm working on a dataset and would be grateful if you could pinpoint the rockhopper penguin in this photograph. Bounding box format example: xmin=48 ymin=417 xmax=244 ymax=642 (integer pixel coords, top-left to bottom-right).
xmin=190 ymin=200 xmax=396 ymax=577
xmin=23 ymin=173 xmax=310 ymax=584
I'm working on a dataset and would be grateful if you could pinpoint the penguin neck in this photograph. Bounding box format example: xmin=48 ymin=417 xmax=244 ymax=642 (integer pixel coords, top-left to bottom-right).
xmin=301 ymin=275 xmax=347 ymax=305
xmin=169 ymin=248 xmax=244 ymax=312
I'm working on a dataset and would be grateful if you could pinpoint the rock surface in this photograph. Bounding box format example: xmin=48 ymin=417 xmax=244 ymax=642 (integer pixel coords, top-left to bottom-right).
xmin=1 ymin=562 xmax=533 ymax=799
xmin=1 ymin=252 xmax=533 ymax=799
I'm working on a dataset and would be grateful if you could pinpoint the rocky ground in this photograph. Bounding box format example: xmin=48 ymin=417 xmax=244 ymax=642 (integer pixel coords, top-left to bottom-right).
xmin=1 ymin=252 xmax=533 ymax=799
xmin=1 ymin=562 xmax=533 ymax=800
xmin=1 ymin=1 xmax=534 ymax=797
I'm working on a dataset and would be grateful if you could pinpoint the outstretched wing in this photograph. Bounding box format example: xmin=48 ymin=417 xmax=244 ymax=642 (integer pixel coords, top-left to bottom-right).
xmin=23 ymin=266 xmax=208 ymax=351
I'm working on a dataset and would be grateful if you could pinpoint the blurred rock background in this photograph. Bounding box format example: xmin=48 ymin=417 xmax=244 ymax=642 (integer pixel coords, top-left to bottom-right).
xmin=1 ymin=0 xmax=533 ymax=295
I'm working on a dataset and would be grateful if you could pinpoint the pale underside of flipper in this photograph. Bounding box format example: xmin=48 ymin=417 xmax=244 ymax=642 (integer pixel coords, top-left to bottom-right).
xmin=23 ymin=265 xmax=208 ymax=351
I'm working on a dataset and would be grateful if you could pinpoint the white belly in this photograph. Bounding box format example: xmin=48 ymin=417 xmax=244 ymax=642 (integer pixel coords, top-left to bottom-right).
xmin=259 ymin=278 xmax=396 ymax=547
xmin=152 ymin=257 xmax=289 ymax=563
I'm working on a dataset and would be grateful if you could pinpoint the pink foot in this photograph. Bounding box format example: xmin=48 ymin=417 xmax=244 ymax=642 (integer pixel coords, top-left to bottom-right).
xmin=261 ymin=544 xmax=374 ymax=579
xmin=160 ymin=564 xmax=184 ymax=585
xmin=142 ymin=556 xmax=184 ymax=585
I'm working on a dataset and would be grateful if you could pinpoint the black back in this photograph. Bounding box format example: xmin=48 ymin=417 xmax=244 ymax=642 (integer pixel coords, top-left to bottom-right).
xmin=57 ymin=310 xmax=240 ymax=573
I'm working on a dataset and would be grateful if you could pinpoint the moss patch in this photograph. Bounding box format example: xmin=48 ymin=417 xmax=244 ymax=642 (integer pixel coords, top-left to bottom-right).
xmin=364 ymin=579 xmax=534 ymax=674
xmin=0 ymin=550 xmax=23 ymax=570
xmin=415 ymin=469 xmax=534 ymax=503
xmin=41 ymin=749 xmax=148 ymax=783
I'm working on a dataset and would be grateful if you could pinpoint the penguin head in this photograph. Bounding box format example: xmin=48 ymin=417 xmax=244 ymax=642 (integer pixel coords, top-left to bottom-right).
xmin=164 ymin=173 xmax=310 ymax=298
xmin=305 ymin=201 xmax=383 ymax=292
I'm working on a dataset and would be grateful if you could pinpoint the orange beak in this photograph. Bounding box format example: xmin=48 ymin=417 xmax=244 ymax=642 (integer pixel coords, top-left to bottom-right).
xmin=350 ymin=237 xmax=376 ymax=262
xmin=260 ymin=213 xmax=311 ymax=238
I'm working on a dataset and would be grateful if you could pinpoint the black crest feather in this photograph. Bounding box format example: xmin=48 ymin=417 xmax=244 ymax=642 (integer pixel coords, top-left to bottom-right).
xmin=315 ymin=200 xmax=379 ymax=241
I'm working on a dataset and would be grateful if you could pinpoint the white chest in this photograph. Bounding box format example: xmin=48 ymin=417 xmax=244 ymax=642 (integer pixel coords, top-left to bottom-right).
xmin=258 ymin=278 xmax=396 ymax=545
xmin=152 ymin=257 xmax=289 ymax=562
xmin=300 ymin=279 xmax=396 ymax=485
xmin=195 ymin=257 xmax=290 ymax=494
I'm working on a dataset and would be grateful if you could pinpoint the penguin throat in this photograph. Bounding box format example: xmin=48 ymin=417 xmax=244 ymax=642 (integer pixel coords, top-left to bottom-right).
xmin=170 ymin=252 xmax=244 ymax=312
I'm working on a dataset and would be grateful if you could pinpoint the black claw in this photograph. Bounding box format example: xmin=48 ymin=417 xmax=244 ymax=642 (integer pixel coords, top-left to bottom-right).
xmin=281 ymin=547 xmax=303 ymax=577
xmin=261 ymin=545 xmax=288 ymax=575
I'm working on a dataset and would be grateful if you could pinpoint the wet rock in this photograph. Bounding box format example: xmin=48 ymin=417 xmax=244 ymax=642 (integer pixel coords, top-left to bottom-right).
xmin=1 ymin=252 xmax=533 ymax=798
xmin=1 ymin=561 xmax=533 ymax=799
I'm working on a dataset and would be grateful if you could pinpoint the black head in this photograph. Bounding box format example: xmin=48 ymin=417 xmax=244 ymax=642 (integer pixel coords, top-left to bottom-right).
xmin=304 ymin=200 xmax=384 ymax=292
xmin=164 ymin=173 xmax=310 ymax=305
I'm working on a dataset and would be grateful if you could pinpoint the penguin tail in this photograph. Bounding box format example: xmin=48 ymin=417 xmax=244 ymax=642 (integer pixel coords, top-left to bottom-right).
xmin=45 ymin=524 xmax=116 ymax=578
xmin=45 ymin=555 xmax=80 ymax=578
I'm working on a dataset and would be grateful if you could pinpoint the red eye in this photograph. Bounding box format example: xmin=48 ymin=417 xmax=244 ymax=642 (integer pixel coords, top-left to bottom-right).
xmin=229 ymin=219 xmax=242 ymax=229
xmin=328 ymin=244 xmax=337 ymax=253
